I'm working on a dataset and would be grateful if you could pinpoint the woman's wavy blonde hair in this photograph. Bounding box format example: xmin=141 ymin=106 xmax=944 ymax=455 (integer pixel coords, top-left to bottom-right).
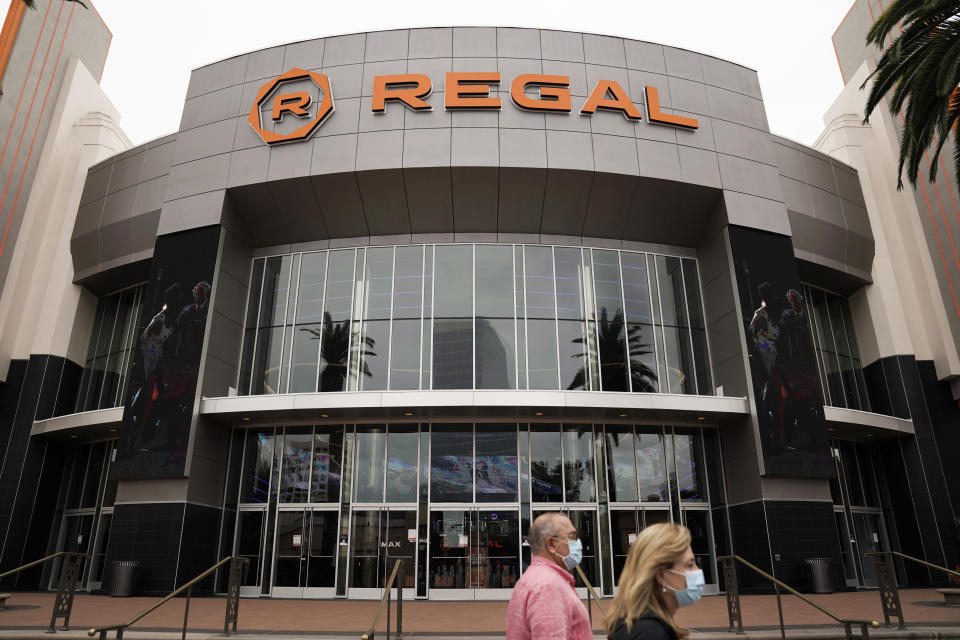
xmin=603 ymin=522 xmax=692 ymax=638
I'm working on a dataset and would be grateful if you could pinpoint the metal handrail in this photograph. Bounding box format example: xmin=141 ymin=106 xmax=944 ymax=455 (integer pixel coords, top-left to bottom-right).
xmin=719 ymin=555 xmax=879 ymax=640
xmin=0 ymin=551 xmax=89 ymax=633
xmin=574 ymin=565 xmax=605 ymax=626
xmin=361 ymin=559 xmax=404 ymax=640
xmin=87 ymin=555 xmax=247 ymax=640
xmin=864 ymin=550 xmax=960 ymax=578
xmin=0 ymin=551 xmax=87 ymax=581
xmin=863 ymin=550 xmax=960 ymax=629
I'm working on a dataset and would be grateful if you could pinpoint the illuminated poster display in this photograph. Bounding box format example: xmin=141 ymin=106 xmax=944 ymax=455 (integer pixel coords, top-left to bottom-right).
xmin=114 ymin=226 xmax=221 ymax=478
xmin=728 ymin=227 xmax=833 ymax=478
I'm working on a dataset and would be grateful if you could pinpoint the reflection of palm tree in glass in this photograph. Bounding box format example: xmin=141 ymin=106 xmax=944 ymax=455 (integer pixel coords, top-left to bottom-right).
xmin=567 ymin=308 xmax=657 ymax=392
xmin=299 ymin=312 xmax=375 ymax=391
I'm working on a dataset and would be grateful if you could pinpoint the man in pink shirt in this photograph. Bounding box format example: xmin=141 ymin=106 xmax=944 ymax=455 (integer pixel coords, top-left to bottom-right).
xmin=506 ymin=512 xmax=594 ymax=640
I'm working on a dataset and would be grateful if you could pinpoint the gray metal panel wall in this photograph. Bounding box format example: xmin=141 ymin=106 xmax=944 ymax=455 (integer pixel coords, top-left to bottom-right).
xmin=772 ymin=134 xmax=874 ymax=284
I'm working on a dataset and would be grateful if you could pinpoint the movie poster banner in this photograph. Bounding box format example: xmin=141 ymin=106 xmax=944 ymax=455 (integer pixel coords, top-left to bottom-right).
xmin=727 ymin=226 xmax=833 ymax=478
xmin=114 ymin=226 xmax=222 ymax=478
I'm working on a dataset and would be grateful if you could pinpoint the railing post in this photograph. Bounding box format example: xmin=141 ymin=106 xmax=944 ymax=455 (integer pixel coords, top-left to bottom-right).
xmin=386 ymin=573 xmax=392 ymax=640
xmin=48 ymin=553 xmax=83 ymax=633
xmin=720 ymin=557 xmax=744 ymax=635
xmin=773 ymin=581 xmax=785 ymax=640
xmin=224 ymin=557 xmax=245 ymax=636
xmin=181 ymin=585 xmax=192 ymax=640
xmin=870 ymin=552 xmax=906 ymax=629
xmin=586 ymin=583 xmax=593 ymax=627
xmin=396 ymin=561 xmax=403 ymax=638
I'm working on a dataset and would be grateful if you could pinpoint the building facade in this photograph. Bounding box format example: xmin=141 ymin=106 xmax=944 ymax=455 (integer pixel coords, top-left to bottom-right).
xmin=1 ymin=1 xmax=959 ymax=598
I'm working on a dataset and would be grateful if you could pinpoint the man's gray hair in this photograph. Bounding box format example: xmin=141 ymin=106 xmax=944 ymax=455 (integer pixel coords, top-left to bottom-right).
xmin=529 ymin=512 xmax=567 ymax=553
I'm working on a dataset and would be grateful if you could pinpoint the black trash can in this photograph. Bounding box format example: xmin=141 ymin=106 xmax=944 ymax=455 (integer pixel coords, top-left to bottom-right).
xmin=110 ymin=561 xmax=139 ymax=597
xmin=805 ymin=557 xmax=833 ymax=594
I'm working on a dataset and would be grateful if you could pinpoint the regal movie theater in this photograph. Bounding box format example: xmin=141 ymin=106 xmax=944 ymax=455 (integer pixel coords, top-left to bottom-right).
xmin=1 ymin=0 xmax=958 ymax=599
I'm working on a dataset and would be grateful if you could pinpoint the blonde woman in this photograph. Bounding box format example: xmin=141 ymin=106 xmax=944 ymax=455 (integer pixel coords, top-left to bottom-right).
xmin=605 ymin=523 xmax=705 ymax=640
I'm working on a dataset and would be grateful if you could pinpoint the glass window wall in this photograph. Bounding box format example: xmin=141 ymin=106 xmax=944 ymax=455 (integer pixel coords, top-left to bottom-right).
xmin=803 ymin=284 xmax=871 ymax=412
xmin=75 ymin=284 xmax=145 ymax=414
xmin=228 ymin=423 xmax=722 ymax=597
xmin=238 ymin=244 xmax=712 ymax=396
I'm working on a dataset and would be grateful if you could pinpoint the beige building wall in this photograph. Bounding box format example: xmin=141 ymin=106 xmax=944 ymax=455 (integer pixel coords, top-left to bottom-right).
xmin=0 ymin=57 xmax=129 ymax=380
xmin=814 ymin=61 xmax=960 ymax=390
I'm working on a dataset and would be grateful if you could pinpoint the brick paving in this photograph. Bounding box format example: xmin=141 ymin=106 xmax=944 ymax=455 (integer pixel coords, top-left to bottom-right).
xmin=0 ymin=590 xmax=956 ymax=635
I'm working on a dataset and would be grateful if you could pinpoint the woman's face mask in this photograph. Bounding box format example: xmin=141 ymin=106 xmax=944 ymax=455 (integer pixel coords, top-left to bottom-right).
xmin=664 ymin=568 xmax=705 ymax=606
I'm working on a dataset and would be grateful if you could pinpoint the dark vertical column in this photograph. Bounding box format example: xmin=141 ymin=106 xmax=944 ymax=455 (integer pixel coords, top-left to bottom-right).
xmin=862 ymin=355 xmax=960 ymax=582
xmin=0 ymin=354 xmax=82 ymax=586
xmin=725 ymin=226 xmax=838 ymax=591
xmin=102 ymin=225 xmax=224 ymax=595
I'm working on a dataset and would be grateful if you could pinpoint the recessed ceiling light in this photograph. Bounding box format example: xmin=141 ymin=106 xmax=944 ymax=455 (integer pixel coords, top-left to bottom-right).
xmin=697 ymin=416 xmax=705 ymax=421
xmin=241 ymin=417 xmax=251 ymax=422
xmin=619 ymin=413 xmax=629 ymax=418
xmin=69 ymin=435 xmax=78 ymax=439
xmin=320 ymin=413 xmax=329 ymax=418
xmin=404 ymin=411 xmax=413 ymax=416
xmin=109 ymin=428 xmax=117 ymax=433
xmin=535 ymin=411 xmax=544 ymax=416
xmin=827 ymin=427 xmax=834 ymax=432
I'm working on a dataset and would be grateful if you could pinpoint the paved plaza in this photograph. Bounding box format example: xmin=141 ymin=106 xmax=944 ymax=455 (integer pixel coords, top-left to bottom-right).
xmin=0 ymin=589 xmax=958 ymax=638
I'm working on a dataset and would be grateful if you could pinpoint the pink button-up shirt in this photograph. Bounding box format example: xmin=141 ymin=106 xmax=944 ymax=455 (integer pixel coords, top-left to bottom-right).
xmin=506 ymin=556 xmax=594 ymax=640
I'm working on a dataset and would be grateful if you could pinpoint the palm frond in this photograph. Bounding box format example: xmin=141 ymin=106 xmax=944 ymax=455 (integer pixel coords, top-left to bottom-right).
xmin=862 ymin=0 xmax=960 ymax=190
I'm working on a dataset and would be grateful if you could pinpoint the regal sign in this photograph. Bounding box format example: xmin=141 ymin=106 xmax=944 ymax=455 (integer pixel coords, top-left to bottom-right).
xmin=249 ymin=68 xmax=698 ymax=146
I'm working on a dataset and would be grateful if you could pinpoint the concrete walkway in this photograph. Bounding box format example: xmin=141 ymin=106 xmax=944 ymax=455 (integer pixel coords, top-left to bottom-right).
xmin=0 ymin=589 xmax=956 ymax=638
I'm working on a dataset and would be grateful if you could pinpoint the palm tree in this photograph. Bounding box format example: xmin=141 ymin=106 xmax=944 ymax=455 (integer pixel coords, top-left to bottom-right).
xmin=863 ymin=0 xmax=960 ymax=191
xmin=22 ymin=0 xmax=87 ymax=8
xmin=566 ymin=308 xmax=658 ymax=392
xmin=299 ymin=312 xmax=375 ymax=391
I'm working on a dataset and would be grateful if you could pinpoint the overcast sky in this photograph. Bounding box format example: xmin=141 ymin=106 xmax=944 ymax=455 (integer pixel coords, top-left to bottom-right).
xmin=89 ymin=0 xmax=858 ymax=147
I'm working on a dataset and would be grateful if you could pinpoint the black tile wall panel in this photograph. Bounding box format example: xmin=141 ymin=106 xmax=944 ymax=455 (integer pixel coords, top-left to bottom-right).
xmin=104 ymin=502 xmax=186 ymax=595
xmin=916 ymin=361 xmax=960 ymax=546
xmin=52 ymin=359 xmax=83 ymax=419
xmin=858 ymin=354 xmax=960 ymax=579
xmin=862 ymin=359 xmax=895 ymax=417
xmin=178 ymin=504 xmax=222 ymax=594
xmin=765 ymin=500 xmax=845 ymax=590
xmin=0 ymin=359 xmax=27 ymax=472
xmin=728 ymin=501 xmax=773 ymax=592
xmin=0 ymin=355 xmax=81 ymax=587
xmin=876 ymin=439 xmax=931 ymax=584
xmin=103 ymin=502 xmax=222 ymax=596
xmin=730 ymin=500 xmax=843 ymax=592
xmin=15 ymin=441 xmax=68 ymax=588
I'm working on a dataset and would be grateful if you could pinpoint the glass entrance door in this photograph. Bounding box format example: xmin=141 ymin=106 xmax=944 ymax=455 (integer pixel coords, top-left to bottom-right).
xmin=272 ymin=508 xmax=338 ymax=598
xmin=429 ymin=509 xmax=520 ymax=600
xmin=853 ymin=511 xmax=885 ymax=587
xmin=347 ymin=509 xmax=418 ymax=599
xmin=50 ymin=513 xmax=94 ymax=590
xmin=531 ymin=508 xmax=600 ymax=595
xmin=609 ymin=508 xmax=670 ymax=590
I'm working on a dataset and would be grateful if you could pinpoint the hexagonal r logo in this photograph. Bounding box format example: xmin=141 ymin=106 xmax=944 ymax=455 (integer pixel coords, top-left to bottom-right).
xmin=248 ymin=68 xmax=334 ymax=145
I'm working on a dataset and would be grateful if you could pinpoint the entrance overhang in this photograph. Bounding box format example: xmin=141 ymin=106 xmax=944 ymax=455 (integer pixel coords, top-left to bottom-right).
xmin=200 ymin=390 xmax=749 ymax=426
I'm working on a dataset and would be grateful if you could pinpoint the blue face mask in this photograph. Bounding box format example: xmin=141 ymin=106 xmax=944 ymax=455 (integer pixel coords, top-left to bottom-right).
xmin=666 ymin=569 xmax=705 ymax=607
xmin=552 ymin=537 xmax=583 ymax=570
